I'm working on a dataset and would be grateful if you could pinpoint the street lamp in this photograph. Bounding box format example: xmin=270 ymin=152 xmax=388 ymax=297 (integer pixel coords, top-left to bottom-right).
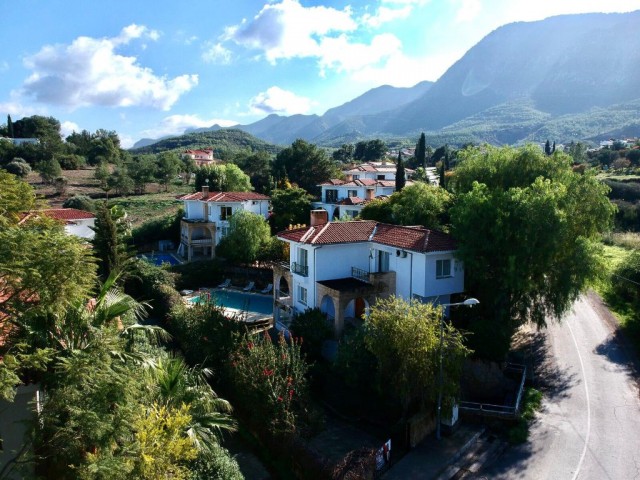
xmin=436 ymin=298 xmax=479 ymax=440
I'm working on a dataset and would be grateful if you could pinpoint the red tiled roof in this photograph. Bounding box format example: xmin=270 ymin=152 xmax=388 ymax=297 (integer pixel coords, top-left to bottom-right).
xmin=19 ymin=208 xmax=95 ymax=225
xmin=178 ymin=191 xmax=270 ymax=202
xmin=277 ymin=220 xmax=456 ymax=252
xmin=319 ymin=179 xmax=398 ymax=188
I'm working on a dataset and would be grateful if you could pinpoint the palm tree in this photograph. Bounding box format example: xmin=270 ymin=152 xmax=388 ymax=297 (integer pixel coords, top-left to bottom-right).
xmin=149 ymin=356 xmax=237 ymax=451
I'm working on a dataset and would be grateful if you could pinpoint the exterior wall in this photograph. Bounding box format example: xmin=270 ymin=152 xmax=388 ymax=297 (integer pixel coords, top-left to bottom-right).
xmin=315 ymin=244 xmax=371 ymax=281
xmin=421 ymin=253 xmax=465 ymax=298
xmin=65 ymin=218 xmax=96 ymax=239
xmin=185 ymin=201 xmax=205 ymax=220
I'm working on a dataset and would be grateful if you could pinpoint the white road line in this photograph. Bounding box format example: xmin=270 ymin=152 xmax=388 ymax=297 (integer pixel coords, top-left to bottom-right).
xmin=568 ymin=318 xmax=592 ymax=480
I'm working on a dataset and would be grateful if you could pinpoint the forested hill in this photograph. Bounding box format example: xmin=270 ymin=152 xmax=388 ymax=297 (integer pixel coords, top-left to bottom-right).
xmin=129 ymin=129 xmax=282 ymax=157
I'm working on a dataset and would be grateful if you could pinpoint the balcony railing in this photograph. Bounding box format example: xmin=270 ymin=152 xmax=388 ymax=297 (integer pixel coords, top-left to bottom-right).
xmin=351 ymin=266 xmax=370 ymax=283
xmin=291 ymin=262 xmax=309 ymax=277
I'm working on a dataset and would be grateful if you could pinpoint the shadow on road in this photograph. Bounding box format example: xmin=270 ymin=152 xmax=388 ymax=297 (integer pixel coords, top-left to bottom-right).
xmin=512 ymin=329 xmax=577 ymax=400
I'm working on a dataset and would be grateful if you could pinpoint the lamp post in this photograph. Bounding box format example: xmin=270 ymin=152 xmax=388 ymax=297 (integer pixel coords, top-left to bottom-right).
xmin=436 ymin=297 xmax=479 ymax=440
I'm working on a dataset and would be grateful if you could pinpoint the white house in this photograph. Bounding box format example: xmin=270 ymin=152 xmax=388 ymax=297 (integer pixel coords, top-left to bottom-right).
xmin=315 ymin=161 xmax=415 ymax=219
xmin=177 ymin=186 xmax=270 ymax=261
xmin=273 ymin=210 xmax=464 ymax=335
xmin=19 ymin=208 xmax=96 ymax=239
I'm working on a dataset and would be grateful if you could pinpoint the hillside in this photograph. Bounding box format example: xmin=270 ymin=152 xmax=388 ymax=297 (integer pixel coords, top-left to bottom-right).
xmin=129 ymin=128 xmax=282 ymax=156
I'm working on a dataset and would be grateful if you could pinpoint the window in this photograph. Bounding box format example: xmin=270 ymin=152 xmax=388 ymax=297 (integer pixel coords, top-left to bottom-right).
xmin=352 ymin=174 xmax=360 ymax=180
xmin=299 ymin=286 xmax=308 ymax=305
xmin=378 ymin=250 xmax=390 ymax=273
xmin=298 ymin=248 xmax=308 ymax=267
xmin=220 ymin=206 xmax=232 ymax=220
xmin=377 ymin=174 xmax=386 ymax=180
xmin=348 ymin=190 xmax=358 ymax=198
xmin=325 ymin=189 xmax=338 ymax=203
xmin=220 ymin=226 xmax=229 ymax=237
xmin=436 ymin=259 xmax=452 ymax=279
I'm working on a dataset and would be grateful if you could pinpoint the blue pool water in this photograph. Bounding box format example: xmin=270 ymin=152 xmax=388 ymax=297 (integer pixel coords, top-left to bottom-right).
xmin=138 ymin=253 xmax=181 ymax=266
xmin=189 ymin=289 xmax=273 ymax=315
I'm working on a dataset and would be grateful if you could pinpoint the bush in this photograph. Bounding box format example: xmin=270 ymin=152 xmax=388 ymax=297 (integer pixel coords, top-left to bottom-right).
xmin=188 ymin=444 xmax=243 ymax=480
xmin=605 ymin=180 xmax=640 ymax=202
xmin=170 ymin=259 xmax=224 ymax=291
xmin=289 ymin=308 xmax=333 ymax=362
xmin=229 ymin=333 xmax=308 ymax=437
xmin=57 ymin=154 xmax=86 ymax=170
xmin=125 ymin=259 xmax=182 ymax=321
xmin=4 ymin=158 xmax=31 ymax=177
xmin=508 ymin=388 xmax=542 ymax=444
xmin=132 ymin=209 xmax=183 ymax=248
xmin=167 ymin=302 xmax=246 ymax=377
xmin=62 ymin=195 xmax=95 ymax=212
xmin=612 ymin=251 xmax=640 ymax=302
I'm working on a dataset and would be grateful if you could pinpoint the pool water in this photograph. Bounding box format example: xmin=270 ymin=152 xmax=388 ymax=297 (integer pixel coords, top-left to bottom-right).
xmin=138 ymin=253 xmax=182 ymax=266
xmin=189 ymin=289 xmax=273 ymax=315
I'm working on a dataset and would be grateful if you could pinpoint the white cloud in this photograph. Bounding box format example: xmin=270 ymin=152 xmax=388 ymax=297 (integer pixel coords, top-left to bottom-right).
xmin=202 ymin=42 xmax=232 ymax=64
xmin=60 ymin=121 xmax=80 ymax=137
xmin=225 ymin=0 xmax=357 ymax=63
xmin=362 ymin=6 xmax=413 ymax=27
xmin=249 ymin=86 xmax=313 ymax=115
xmin=0 ymin=96 xmax=47 ymax=118
xmin=453 ymin=0 xmax=482 ymax=23
xmin=0 ymin=61 xmax=8 ymax=72
xmin=140 ymin=114 xmax=238 ymax=139
xmin=318 ymin=33 xmax=402 ymax=75
xmin=21 ymin=24 xmax=197 ymax=111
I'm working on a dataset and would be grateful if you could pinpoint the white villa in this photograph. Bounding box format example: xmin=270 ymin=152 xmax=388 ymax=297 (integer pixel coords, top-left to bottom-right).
xmin=19 ymin=208 xmax=96 ymax=239
xmin=273 ymin=210 xmax=464 ymax=335
xmin=177 ymin=186 xmax=270 ymax=261
xmin=182 ymin=149 xmax=217 ymax=167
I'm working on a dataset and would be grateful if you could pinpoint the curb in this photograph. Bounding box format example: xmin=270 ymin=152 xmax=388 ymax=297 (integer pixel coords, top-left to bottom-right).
xmin=435 ymin=426 xmax=486 ymax=480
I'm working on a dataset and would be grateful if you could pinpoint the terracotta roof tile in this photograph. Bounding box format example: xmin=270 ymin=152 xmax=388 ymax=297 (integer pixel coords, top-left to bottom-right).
xmin=277 ymin=220 xmax=456 ymax=252
xmin=178 ymin=191 xmax=270 ymax=202
xmin=19 ymin=208 xmax=95 ymax=225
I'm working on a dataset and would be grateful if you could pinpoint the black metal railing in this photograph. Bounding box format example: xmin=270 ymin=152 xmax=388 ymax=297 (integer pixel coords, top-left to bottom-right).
xmin=291 ymin=262 xmax=309 ymax=277
xmin=351 ymin=266 xmax=370 ymax=283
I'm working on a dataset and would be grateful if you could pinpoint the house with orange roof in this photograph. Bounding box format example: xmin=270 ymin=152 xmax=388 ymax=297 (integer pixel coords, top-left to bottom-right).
xmin=182 ymin=149 xmax=217 ymax=167
xmin=273 ymin=210 xmax=464 ymax=335
xmin=19 ymin=208 xmax=96 ymax=239
xmin=176 ymin=186 xmax=270 ymax=261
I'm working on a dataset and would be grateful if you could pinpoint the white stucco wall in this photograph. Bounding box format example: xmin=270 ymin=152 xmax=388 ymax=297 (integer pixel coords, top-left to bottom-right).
xmin=65 ymin=218 xmax=95 ymax=239
xmin=421 ymin=253 xmax=465 ymax=297
xmin=185 ymin=201 xmax=204 ymax=219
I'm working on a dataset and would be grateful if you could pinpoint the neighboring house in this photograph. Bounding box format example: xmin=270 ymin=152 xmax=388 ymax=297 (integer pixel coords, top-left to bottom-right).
xmin=177 ymin=186 xmax=270 ymax=261
xmin=315 ymin=161 xmax=415 ymax=219
xmin=19 ymin=208 xmax=96 ymax=239
xmin=273 ymin=210 xmax=464 ymax=335
xmin=182 ymin=149 xmax=217 ymax=167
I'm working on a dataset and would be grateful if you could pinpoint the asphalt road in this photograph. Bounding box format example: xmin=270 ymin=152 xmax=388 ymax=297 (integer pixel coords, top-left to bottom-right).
xmin=473 ymin=294 xmax=640 ymax=480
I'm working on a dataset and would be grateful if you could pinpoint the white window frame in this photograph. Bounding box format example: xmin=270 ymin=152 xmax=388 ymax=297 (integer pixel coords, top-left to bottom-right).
xmin=299 ymin=286 xmax=308 ymax=306
xmin=347 ymin=189 xmax=358 ymax=198
xmin=436 ymin=259 xmax=452 ymax=279
xmin=220 ymin=205 xmax=233 ymax=220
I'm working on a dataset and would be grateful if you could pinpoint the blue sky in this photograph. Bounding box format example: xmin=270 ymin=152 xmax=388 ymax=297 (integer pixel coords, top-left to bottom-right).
xmin=1 ymin=0 xmax=638 ymax=147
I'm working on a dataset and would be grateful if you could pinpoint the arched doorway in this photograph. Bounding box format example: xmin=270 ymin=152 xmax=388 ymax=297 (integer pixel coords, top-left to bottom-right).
xmin=345 ymin=297 xmax=369 ymax=322
xmin=277 ymin=276 xmax=290 ymax=298
xmin=320 ymin=295 xmax=336 ymax=326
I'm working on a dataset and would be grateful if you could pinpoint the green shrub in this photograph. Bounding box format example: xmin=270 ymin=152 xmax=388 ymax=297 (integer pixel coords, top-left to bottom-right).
xmin=289 ymin=308 xmax=333 ymax=362
xmin=188 ymin=444 xmax=243 ymax=480
xmin=170 ymin=259 xmax=224 ymax=291
xmin=612 ymin=250 xmax=640 ymax=302
xmin=509 ymin=388 xmax=542 ymax=444
xmin=229 ymin=333 xmax=308 ymax=437
xmin=132 ymin=209 xmax=183 ymax=248
xmin=57 ymin=154 xmax=86 ymax=170
xmin=62 ymin=195 xmax=96 ymax=212
xmin=125 ymin=259 xmax=182 ymax=321
xmin=4 ymin=158 xmax=31 ymax=177
xmin=167 ymin=302 xmax=246 ymax=376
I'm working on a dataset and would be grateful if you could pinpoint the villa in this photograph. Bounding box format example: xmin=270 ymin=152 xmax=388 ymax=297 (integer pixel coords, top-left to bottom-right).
xmin=19 ymin=208 xmax=96 ymax=239
xmin=177 ymin=186 xmax=270 ymax=261
xmin=273 ymin=210 xmax=464 ymax=335
xmin=182 ymin=149 xmax=217 ymax=167
xmin=314 ymin=160 xmax=438 ymax=219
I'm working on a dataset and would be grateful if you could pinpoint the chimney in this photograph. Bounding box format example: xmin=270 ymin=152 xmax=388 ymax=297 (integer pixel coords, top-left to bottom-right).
xmin=345 ymin=174 xmax=353 ymax=182
xmin=202 ymin=185 xmax=209 ymax=196
xmin=365 ymin=189 xmax=374 ymax=201
xmin=310 ymin=209 xmax=328 ymax=227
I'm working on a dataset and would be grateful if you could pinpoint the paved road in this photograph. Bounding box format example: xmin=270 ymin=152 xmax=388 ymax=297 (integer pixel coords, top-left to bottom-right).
xmin=473 ymin=294 xmax=640 ymax=480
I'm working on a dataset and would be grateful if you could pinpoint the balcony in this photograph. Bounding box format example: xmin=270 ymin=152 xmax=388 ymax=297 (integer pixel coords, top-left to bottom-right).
xmin=291 ymin=262 xmax=309 ymax=277
xmin=351 ymin=266 xmax=371 ymax=284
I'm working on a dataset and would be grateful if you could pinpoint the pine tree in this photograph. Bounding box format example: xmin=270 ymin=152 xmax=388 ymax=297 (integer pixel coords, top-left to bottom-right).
xmin=439 ymin=163 xmax=446 ymax=189
xmin=395 ymin=151 xmax=406 ymax=191
xmin=544 ymin=140 xmax=552 ymax=156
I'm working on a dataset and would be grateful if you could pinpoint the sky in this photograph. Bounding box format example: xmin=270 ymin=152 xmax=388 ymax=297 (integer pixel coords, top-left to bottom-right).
xmin=1 ymin=0 xmax=639 ymax=147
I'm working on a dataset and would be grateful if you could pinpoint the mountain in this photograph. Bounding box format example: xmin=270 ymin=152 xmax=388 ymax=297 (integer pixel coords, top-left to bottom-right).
xmin=129 ymin=129 xmax=281 ymax=156
xmin=133 ymin=11 xmax=640 ymax=149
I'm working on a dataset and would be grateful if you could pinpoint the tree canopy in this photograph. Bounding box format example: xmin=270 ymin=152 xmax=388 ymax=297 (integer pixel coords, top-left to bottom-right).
xmin=216 ymin=210 xmax=271 ymax=265
xmin=272 ymin=139 xmax=338 ymax=195
xmin=270 ymin=187 xmax=313 ymax=232
xmin=450 ymin=145 xmax=615 ymax=359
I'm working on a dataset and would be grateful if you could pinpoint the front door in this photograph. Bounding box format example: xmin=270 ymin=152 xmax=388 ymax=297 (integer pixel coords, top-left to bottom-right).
xmin=355 ymin=297 xmax=366 ymax=320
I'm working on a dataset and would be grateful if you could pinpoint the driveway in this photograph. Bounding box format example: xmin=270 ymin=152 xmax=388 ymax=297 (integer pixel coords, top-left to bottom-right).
xmin=472 ymin=294 xmax=640 ymax=480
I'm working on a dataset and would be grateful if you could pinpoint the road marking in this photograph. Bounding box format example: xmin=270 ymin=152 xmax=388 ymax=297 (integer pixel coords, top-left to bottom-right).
xmin=568 ymin=318 xmax=591 ymax=480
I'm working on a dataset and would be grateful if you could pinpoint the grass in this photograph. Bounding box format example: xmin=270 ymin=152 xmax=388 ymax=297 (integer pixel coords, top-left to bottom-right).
xmin=110 ymin=193 xmax=185 ymax=228
xmin=508 ymin=388 xmax=542 ymax=444
xmin=602 ymin=231 xmax=640 ymax=250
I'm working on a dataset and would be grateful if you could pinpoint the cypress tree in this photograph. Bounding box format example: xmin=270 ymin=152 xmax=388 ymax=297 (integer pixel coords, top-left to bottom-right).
xmin=415 ymin=132 xmax=426 ymax=168
xmin=396 ymin=151 xmax=406 ymax=191
xmin=7 ymin=114 xmax=13 ymax=138
xmin=544 ymin=140 xmax=552 ymax=156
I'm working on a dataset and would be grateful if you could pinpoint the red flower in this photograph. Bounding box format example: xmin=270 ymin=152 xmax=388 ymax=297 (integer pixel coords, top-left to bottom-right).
xmin=277 ymin=396 xmax=283 ymax=402
xmin=247 ymin=341 xmax=254 ymax=350
xmin=263 ymin=368 xmax=274 ymax=377
xmin=289 ymin=389 xmax=294 ymax=399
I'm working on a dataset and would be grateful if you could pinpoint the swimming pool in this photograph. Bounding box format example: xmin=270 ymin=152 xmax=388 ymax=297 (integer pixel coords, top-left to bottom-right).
xmin=189 ymin=289 xmax=273 ymax=315
xmin=138 ymin=253 xmax=182 ymax=266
